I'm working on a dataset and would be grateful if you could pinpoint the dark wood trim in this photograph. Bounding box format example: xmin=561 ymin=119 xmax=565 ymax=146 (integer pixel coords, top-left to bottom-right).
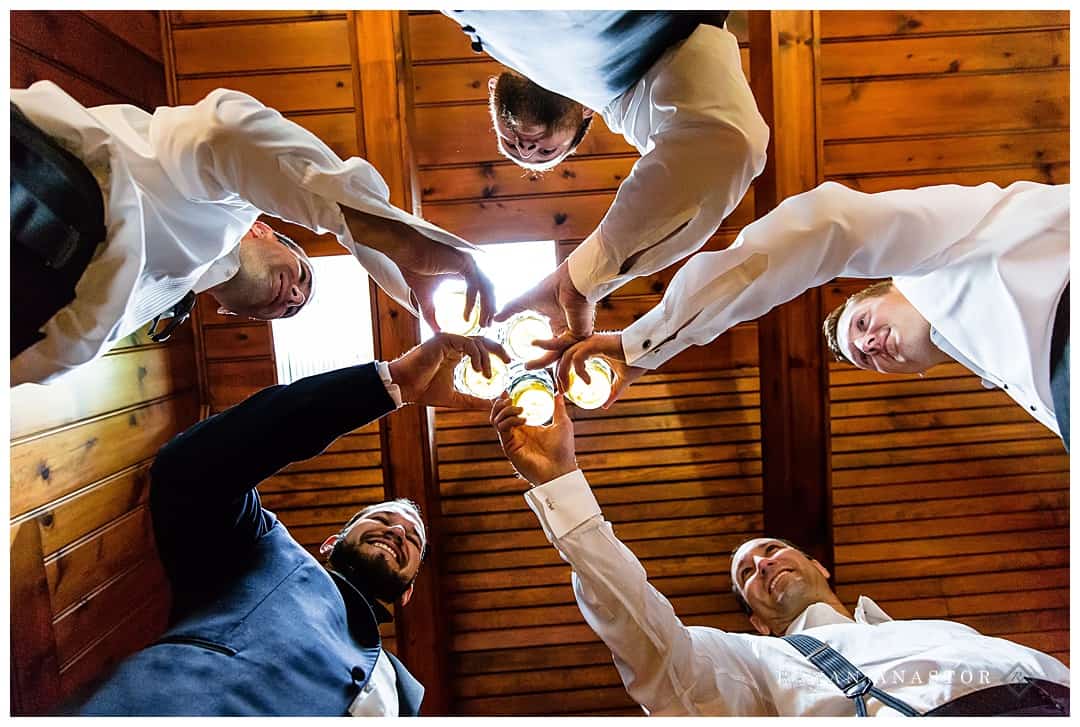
xmin=748 ymin=11 xmax=834 ymax=569
xmin=352 ymin=10 xmax=452 ymax=715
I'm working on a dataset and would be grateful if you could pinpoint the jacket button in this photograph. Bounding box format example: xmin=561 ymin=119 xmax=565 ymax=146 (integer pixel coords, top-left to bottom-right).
xmin=642 ymin=339 xmax=652 ymax=349
xmin=351 ymin=666 xmax=366 ymax=682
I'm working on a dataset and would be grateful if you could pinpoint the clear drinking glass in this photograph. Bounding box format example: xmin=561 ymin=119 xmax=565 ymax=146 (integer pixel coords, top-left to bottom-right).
xmin=507 ymin=365 xmax=556 ymax=426
xmin=566 ymin=357 xmax=614 ymax=410
xmin=453 ymin=354 xmax=510 ymax=400
xmin=500 ymin=310 xmax=553 ymax=363
xmin=433 ymin=279 xmax=481 ymax=336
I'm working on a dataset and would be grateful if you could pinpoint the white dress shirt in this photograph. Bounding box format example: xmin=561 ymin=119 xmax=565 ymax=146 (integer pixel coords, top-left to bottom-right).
xmin=621 ymin=180 xmax=1069 ymax=435
xmin=11 ymin=81 xmax=475 ymax=386
xmin=347 ymin=650 xmax=399 ymax=717
xmin=525 ymin=470 xmax=1070 ymax=716
xmin=568 ymin=24 xmax=769 ymax=303
xmin=444 ymin=15 xmax=769 ymax=304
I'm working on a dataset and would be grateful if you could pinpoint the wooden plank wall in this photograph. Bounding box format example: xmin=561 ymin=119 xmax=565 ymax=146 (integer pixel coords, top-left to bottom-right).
xmin=9 ymin=12 xmax=197 ymax=714
xmin=162 ymin=9 xmax=395 ymax=654
xmin=817 ymin=11 xmax=1069 ymax=665
xmin=406 ymin=11 xmax=766 ymax=715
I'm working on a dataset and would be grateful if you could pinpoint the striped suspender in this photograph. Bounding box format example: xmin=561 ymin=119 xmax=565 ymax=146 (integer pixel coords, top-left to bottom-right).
xmin=782 ymin=634 xmax=922 ymax=716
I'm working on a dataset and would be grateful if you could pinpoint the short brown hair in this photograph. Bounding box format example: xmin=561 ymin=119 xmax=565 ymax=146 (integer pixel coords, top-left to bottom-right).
xmin=822 ymin=280 xmax=894 ymax=362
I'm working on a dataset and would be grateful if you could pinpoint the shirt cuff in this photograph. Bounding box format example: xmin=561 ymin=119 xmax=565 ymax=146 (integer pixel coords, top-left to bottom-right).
xmin=376 ymin=360 xmax=404 ymax=409
xmin=621 ymin=303 xmax=683 ymax=369
xmin=524 ymin=469 xmax=602 ymax=540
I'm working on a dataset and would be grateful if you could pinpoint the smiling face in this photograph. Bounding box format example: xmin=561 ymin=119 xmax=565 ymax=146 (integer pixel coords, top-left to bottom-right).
xmin=826 ymin=282 xmax=949 ymax=375
xmin=730 ymin=538 xmax=835 ymax=635
xmin=487 ymin=72 xmax=593 ymax=170
xmin=321 ymin=501 xmax=427 ymax=607
xmin=207 ymin=221 xmax=313 ymax=320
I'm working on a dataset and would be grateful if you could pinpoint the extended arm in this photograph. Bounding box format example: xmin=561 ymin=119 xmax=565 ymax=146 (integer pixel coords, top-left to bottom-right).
xmin=491 ymin=394 xmax=769 ymax=715
xmin=568 ymin=26 xmax=769 ymax=304
xmin=620 ymin=181 xmax=1015 ymax=369
xmin=150 ymin=363 xmax=396 ymax=585
xmin=152 ymin=89 xmax=493 ymax=325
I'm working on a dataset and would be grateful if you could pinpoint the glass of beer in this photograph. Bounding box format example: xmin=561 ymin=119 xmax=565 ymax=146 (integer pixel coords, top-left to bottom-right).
xmin=433 ymin=279 xmax=481 ymax=336
xmin=453 ymin=354 xmax=510 ymax=400
xmin=566 ymin=357 xmax=614 ymax=410
xmin=507 ymin=365 xmax=556 ymax=426
xmin=500 ymin=310 xmax=553 ymax=363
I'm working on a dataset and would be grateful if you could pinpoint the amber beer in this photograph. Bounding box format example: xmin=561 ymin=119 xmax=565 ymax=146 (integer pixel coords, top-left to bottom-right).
xmin=453 ymin=354 xmax=510 ymax=399
xmin=500 ymin=310 xmax=553 ymax=362
xmin=433 ymin=280 xmax=481 ymax=336
xmin=507 ymin=365 xmax=555 ymax=426
xmin=566 ymin=357 xmax=614 ymax=410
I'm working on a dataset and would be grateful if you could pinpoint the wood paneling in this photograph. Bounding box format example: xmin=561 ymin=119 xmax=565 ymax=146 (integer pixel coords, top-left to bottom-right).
xmin=9 ymin=13 xmax=186 ymax=713
xmin=177 ymin=69 xmax=355 ymax=112
xmin=817 ymin=12 xmax=1068 ymax=673
xmin=171 ymin=20 xmax=351 ymax=75
xmin=821 ymin=70 xmax=1068 ymax=141
xmin=436 ymin=367 xmax=763 ymax=714
xmin=11 ymin=11 xmax=166 ymax=108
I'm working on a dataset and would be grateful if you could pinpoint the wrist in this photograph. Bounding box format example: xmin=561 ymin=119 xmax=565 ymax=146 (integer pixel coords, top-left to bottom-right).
xmin=386 ymin=359 xmax=413 ymax=404
xmin=530 ymin=460 xmax=578 ymax=486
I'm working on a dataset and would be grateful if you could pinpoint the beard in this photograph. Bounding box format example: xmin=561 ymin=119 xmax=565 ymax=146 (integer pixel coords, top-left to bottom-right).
xmin=329 ymin=540 xmax=413 ymax=604
xmin=490 ymin=71 xmax=586 ymax=137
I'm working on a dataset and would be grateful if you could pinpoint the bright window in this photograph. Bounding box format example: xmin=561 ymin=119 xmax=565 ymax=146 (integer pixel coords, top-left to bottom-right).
xmin=420 ymin=239 xmax=558 ymax=341
xmin=272 ymin=255 xmax=374 ymax=384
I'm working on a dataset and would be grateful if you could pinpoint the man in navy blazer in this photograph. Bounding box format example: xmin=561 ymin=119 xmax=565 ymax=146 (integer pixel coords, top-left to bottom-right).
xmin=71 ymin=333 xmax=508 ymax=716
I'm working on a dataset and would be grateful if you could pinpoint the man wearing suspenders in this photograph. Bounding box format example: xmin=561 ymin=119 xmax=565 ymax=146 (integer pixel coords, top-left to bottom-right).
xmin=491 ymin=393 xmax=1070 ymax=716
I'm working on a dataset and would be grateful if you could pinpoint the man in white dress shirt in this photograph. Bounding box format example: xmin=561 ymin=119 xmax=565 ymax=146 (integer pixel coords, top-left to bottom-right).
xmin=490 ymin=392 xmax=1070 ymax=716
xmin=444 ymin=11 xmax=769 ymax=357
xmin=556 ymin=180 xmax=1070 ymax=444
xmin=11 ymin=81 xmax=495 ymax=386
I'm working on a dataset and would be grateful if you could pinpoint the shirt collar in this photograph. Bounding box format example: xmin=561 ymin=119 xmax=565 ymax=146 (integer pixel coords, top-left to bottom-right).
xmin=784 ymin=596 xmax=893 ymax=634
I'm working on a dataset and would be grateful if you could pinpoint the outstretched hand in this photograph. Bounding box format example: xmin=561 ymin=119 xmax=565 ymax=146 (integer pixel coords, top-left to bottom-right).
xmin=555 ymin=332 xmax=646 ymax=409
xmin=388 ymin=333 xmax=510 ymax=410
xmin=491 ymin=392 xmax=578 ymax=486
xmin=342 ymin=206 xmax=496 ymax=330
xmin=495 ymin=261 xmax=595 ymax=368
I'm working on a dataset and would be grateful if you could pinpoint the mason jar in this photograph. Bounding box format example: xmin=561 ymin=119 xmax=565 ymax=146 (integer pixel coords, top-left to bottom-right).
xmin=566 ymin=357 xmax=614 ymax=410
xmin=499 ymin=310 xmax=553 ymax=363
xmin=507 ymin=365 xmax=556 ymax=426
xmin=453 ymin=354 xmax=510 ymax=400
xmin=433 ymin=279 xmax=481 ymax=336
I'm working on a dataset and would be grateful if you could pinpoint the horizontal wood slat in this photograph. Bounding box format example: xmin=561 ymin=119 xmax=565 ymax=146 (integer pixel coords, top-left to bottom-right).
xmin=80 ymin=11 xmax=163 ymax=62
xmin=44 ymin=507 xmax=156 ymax=614
xmin=11 ymin=11 xmax=165 ymax=107
xmin=422 ymin=190 xmax=755 ymax=245
xmin=823 ymin=130 xmax=1069 ymax=178
xmin=820 ymin=69 xmax=1068 ymax=141
xmin=11 ymin=395 xmax=200 ymax=518
xmin=11 ymin=340 xmax=196 ymax=440
xmin=820 ymin=29 xmax=1068 ymax=79
xmin=820 ymin=10 xmax=1069 ymax=39
xmin=177 ymin=68 xmax=355 ymax=112
xmin=169 ymin=10 xmax=344 ymax=26
xmin=171 ymin=19 xmax=351 ymax=75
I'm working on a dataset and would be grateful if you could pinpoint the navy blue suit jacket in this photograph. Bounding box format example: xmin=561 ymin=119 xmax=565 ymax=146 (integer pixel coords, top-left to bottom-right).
xmin=73 ymin=363 xmax=424 ymax=715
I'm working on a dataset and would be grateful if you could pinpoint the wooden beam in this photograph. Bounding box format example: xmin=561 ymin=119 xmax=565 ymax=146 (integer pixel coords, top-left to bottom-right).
xmin=351 ymin=10 xmax=451 ymax=716
xmin=748 ymin=11 xmax=834 ymax=569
